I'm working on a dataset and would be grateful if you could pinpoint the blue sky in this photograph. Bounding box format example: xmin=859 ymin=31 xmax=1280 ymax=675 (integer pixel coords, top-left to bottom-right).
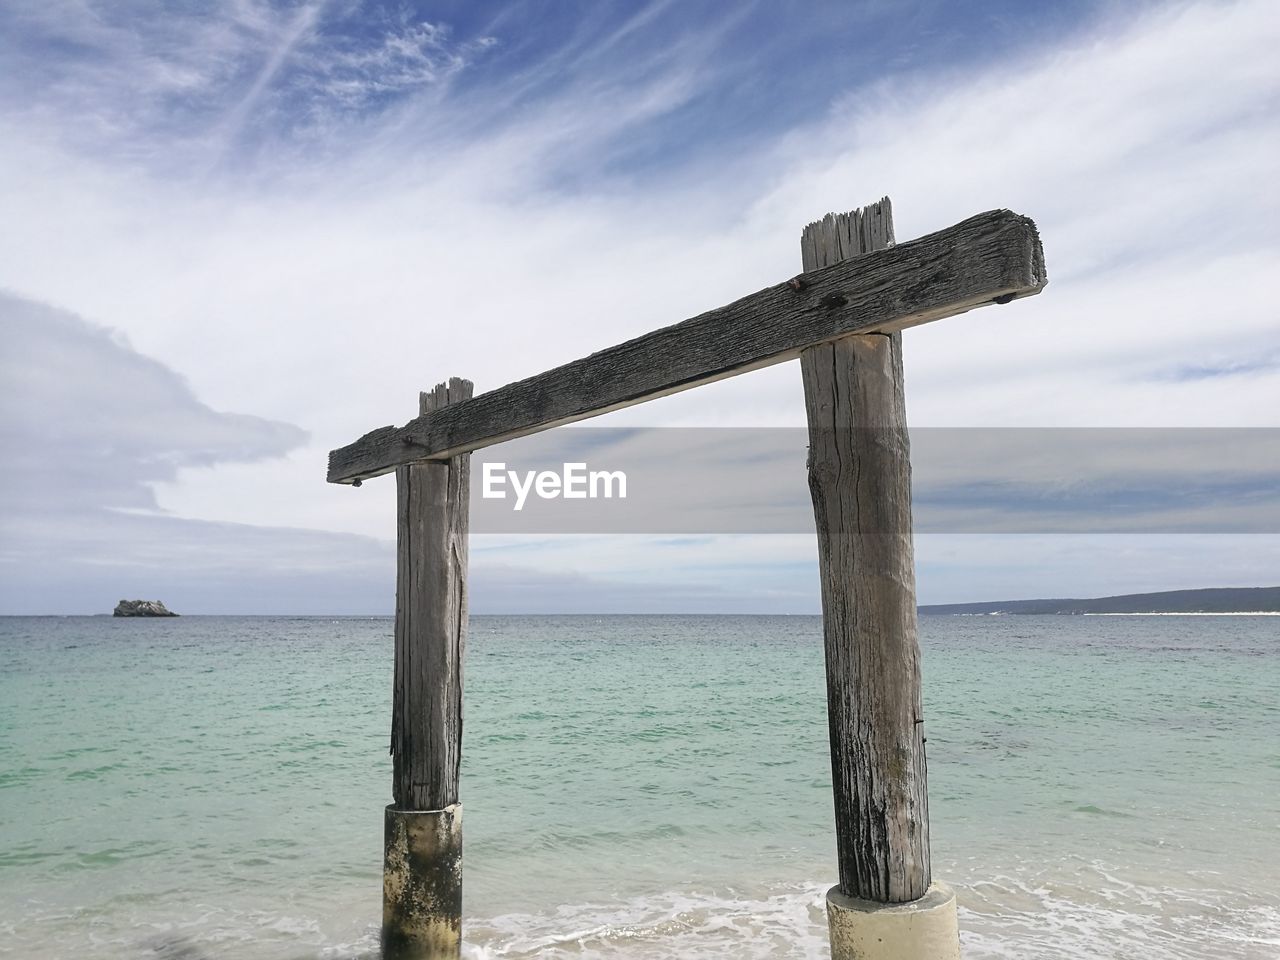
xmin=1 ymin=0 xmax=1277 ymax=613
xmin=1 ymin=1 xmax=1117 ymax=177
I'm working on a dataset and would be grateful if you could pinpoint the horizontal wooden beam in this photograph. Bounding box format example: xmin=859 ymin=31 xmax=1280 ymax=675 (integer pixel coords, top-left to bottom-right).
xmin=329 ymin=208 xmax=1045 ymax=484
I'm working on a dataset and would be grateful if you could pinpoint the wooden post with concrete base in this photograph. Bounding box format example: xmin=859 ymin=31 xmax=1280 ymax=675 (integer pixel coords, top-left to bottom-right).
xmin=327 ymin=200 xmax=1045 ymax=958
xmin=800 ymin=200 xmax=959 ymax=959
xmin=383 ymin=378 xmax=472 ymax=960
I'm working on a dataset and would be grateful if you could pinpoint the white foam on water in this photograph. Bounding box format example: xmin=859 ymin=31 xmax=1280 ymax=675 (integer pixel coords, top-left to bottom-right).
xmin=955 ymin=862 xmax=1280 ymax=960
xmin=455 ymin=868 xmax=1280 ymax=960
xmin=7 ymin=868 xmax=1279 ymax=959
xmin=461 ymin=881 xmax=832 ymax=959
xmin=0 ymin=897 xmax=382 ymax=960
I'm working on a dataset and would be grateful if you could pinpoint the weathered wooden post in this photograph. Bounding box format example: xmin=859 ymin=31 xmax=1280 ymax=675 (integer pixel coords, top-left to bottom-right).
xmin=383 ymin=377 xmax=471 ymax=960
xmin=327 ymin=203 xmax=1044 ymax=957
xmin=801 ymin=200 xmax=959 ymax=959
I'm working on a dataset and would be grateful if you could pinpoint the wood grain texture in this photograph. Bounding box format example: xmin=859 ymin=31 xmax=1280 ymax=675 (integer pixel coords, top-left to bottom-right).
xmin=801 ymin=199 xmax=931 ymax=903
xmin=392 ymin=378 xmax=471 ymax=811
xmin=329 ymin=208 xmax=1045 ymax=483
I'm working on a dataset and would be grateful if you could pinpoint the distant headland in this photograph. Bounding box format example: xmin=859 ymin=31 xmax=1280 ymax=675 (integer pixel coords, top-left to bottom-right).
xmin=113 ymin=599 xmax=179 ymax=617
xmin=919 ymin=586 xmax=1280 ymax=616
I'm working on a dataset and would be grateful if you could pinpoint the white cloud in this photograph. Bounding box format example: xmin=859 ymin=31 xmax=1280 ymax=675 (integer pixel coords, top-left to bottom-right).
xmin=0 ymin=1 xmax=494 ymax=167
xmin=1 ymin=0 xmax=1276 ymax=608
xmin=0 ymin=290 xmax=307 ymax=513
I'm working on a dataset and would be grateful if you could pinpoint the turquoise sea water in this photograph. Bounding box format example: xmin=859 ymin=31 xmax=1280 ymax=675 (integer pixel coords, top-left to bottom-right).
xmin=0 ymin=614 xmax=1276 ymax=959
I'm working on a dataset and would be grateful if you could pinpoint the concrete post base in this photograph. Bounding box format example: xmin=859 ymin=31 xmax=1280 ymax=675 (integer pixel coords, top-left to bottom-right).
xmin=383 ymin=803 xmax=462 ymax=960
xmin=826 ymin=882 xmax=959 ymax=960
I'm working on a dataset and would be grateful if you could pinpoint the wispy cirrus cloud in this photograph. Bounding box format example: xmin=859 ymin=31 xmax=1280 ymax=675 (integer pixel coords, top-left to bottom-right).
xmin=309 ymin=16 xmax=495 ymax=109
xmin=0 ymin=1 xmax=495 ymax=166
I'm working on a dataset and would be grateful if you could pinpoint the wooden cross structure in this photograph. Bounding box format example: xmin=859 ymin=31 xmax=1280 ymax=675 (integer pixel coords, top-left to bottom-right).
xmin=327 ymin=199 xmax=1046 ymax=960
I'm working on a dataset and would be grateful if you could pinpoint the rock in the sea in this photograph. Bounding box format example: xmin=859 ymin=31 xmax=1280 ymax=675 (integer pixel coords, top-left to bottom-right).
xmin=114 ymin=599 xmax=179 ymax=617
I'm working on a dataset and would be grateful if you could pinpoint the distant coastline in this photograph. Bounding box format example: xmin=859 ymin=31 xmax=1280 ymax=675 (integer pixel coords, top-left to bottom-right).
xmin=919 ymin=586 xmax=1280 ymax=616
xmin=1082 ymin=611 xmax=1280 ymax=616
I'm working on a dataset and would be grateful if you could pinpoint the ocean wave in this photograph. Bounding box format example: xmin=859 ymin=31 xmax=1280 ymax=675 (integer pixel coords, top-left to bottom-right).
xmin=455 ymin=870 xmax=1280 ymax=960
xmin=955 ymin=864 xmax=1280 ymax=960
xmin=462 ymin=882 xmax=831 ymax=960
xmin=6 ymin=870 xmax=1278 ymax=959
